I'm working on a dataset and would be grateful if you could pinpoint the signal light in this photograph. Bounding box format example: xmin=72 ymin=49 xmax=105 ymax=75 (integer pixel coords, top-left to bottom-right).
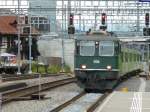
xmin=25 ymin=16 xmax=28 ymax=24
xmin=69 ymin=13 xmax=74 ymax=26
xmin=100 ymin=26 xmax=107 ymax=31
xmin=143 ymin=27 xmax=150 ymax=36
xmin=101 ymin=13 xmax=106 ymax=25
xmin=68 ymin=26 xmax=75 ymax=34
xmin=145 ymin=13 xmax=149 ymax=26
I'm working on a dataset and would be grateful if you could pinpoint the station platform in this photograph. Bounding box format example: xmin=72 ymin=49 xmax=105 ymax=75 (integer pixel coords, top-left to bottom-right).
xmin=96 ymin=91 xmax=150 ymax=112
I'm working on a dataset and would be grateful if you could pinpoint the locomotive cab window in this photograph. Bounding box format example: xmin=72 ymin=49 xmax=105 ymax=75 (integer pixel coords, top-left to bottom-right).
xmin=99 ymin=41 xmax=114 ymax=56
xmin=114 ymin=42 xmax=120 ymax=55
xmin=76 ymin=42 xmax=80 ymax=55
xmin=80 ymin=41 xmax=95 ymax=56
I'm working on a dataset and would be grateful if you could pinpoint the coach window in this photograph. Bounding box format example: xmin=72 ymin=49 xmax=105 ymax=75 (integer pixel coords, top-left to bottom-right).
xmin=80 ymin=41 xmax=95 ymax=56
xmin=114 ymin=42 xmax=120 ymax=55
xmin=99 ymin=41 xmax=114 ymax=56
xmin=125 ymin=52 xmax=128 ymax=62
xmin=121 ymin=52 xmax=124 ymax=62
xmin=76 ymin=42 xmax=80 ymax=55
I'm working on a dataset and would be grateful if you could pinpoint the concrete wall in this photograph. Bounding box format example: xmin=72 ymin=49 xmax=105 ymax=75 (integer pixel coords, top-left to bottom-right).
xmin=37 ymin=38 xmax=75 ymax=71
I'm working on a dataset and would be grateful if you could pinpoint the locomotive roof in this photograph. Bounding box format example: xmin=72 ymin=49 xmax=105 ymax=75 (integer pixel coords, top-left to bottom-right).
xmin=76 ymin=34 xmax=119 ymax=41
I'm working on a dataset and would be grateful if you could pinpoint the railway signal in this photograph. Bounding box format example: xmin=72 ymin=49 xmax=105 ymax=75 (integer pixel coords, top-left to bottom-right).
xmin=101 ymin=13 xmax=106 ymax=25
xmin=100 ymin=13 xmax=107 ymax=31
xmin=69 ymin=13 xmax=74 ymax=26
xmin=145 ymin=13 xmax=149 ymax=27
xmin=25 ymin=16 xmax=28 ymax=24
xmin=68 ymin=26 xmax=75 ymax=34
xmin=68 ymin=13 xmax=75 ymax=34
xmin=143 ymin=27 xmax=150 ymax=36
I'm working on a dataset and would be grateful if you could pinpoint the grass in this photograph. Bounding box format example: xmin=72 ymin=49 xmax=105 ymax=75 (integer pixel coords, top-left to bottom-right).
xmin=31 ymin=62 xmax=71 ymax=74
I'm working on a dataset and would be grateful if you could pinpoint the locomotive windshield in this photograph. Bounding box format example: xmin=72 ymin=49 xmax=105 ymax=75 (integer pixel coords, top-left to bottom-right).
xmin=99 ymin=41 xmax=114 ymax=56
xmin=80 ymin=41 xmax=95 ymax=56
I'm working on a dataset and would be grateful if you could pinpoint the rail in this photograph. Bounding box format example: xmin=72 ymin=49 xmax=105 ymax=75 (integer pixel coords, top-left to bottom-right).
xmin=2 ymin=77 xmax=76 ymax=104
xmin=1 ymin=74 xmax=66 ymax=81
xmin=50 ymin=91 xmax=86 ymax=112
xmin=50 ymin=92 xmax=111 ymax=112
xmin=87 ymin=92 xmax=111 ymax=112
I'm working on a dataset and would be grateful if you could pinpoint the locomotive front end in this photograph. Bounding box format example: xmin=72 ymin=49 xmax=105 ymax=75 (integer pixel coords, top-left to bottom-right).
xmin=75 ymin=37 xmax=120 ymax=90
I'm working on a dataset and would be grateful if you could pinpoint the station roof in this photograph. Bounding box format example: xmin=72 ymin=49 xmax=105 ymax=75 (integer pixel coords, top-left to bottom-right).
xmin=0 ymin=16 xmax=17 ymax=35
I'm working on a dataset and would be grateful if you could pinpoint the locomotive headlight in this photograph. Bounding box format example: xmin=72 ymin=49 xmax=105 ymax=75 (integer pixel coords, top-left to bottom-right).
xmin=81 ymin=65 xmax=87 ymax=69
xmin=107 ymin=65 xmax=112 ymax=70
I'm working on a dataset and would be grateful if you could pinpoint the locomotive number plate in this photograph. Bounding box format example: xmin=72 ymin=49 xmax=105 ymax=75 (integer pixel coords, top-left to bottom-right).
xmin=93 ymin=60 xmax=100 ymax=63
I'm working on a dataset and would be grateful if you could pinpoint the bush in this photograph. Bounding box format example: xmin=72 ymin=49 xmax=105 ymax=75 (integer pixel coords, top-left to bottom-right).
xmin=31 ymin=63 xmax=37 ymax=73
xmin=64 ymin=65 xmax=71 ymax=73
xmin=31 ymin=63 xmax=45 ymax=73
xmin=48 ymin=65 xmax=61 ymax=74
xmin=31 ymin=63 xmax=71 ymax=74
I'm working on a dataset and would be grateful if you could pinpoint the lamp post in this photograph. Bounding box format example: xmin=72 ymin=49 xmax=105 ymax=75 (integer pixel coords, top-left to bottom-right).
xmin=28 ymin=28 xmax=32 ymax=74
xmin=17 ymin=0 xmax=21 ymax=75
xmin=61 ymin=0 xmax=65 ymax=72
xmin=136 ymin=2 xmax=140 ymax=36
xmin=28 ymin=3 xmax=32 ymax=74
xmin=147 ymin=42 xmax=150 ymax=77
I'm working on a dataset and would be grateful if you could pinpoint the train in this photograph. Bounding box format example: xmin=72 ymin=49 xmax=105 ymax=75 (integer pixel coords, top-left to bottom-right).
xmin=74 ymin=31 xmax=143 ymax=91
xmin=0 ymin=53 xmax=27 ymax=74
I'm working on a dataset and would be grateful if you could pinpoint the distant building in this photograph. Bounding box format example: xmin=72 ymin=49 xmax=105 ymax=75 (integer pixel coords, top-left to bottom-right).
xmin=0 ymin=16 xmax=40 ymax=59
xmin=29 ymin=0 xmax=56 ymax=32
xmin=0 ymin=9 xmax=15 ymax=15
xmin=31 ymin=16 xmax=50 ymax=33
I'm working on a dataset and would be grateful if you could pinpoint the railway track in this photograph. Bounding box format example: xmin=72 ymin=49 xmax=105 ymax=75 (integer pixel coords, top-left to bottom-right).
xmin=1 ymin=74 xmax=67 ymax=81
xmin=87 ymin=92 xmax=110 ymax=112
xmin=50 ymin=92 xmax=111 ymax=112
xmin=51 ymin=91 xmax=86 ymax=112
xmin=2 ymin=77 xmax=76 ymax=104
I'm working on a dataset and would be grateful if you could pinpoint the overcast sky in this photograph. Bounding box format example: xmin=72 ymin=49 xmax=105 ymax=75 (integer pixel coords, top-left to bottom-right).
xmin=0 ymin=0 xmax=29 ymax=8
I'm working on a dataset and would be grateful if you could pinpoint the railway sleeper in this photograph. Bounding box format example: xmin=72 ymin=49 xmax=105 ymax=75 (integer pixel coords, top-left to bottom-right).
xmin=9 ymin=94 xmax=46 ymax=101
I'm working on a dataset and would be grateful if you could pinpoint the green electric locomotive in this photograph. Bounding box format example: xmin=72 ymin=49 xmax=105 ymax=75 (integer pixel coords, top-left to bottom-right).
xmin=74 ymin=31 xmax=142 ymax=91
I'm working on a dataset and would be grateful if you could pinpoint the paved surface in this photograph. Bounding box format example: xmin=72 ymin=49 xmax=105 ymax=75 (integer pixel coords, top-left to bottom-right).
xmin=96 ymin=77 xmax=150 ymax=112
xmin=115 ymin=76 xmax=141 ymax=91
xmin=145 ymin=78 xmax=150 ymax=92
xmin=95 ymin=91 xmax=150 ymax=112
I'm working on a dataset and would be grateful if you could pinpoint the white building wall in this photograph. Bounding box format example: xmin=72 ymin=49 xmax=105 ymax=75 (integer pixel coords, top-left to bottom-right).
xmin=37 ymin=38 xmax=75 ymax=71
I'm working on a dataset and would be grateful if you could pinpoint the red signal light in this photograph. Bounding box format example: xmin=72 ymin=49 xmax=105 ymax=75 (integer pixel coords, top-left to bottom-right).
xmin=102 ymin=15 xmax=106 ymax=19
xmin=69 ymin=13 xmax=74 ymax=25
xmin=145 ymin=13 xmax=149 ymax=26
xmin=70 ymin=16 xmax=73 ymax=19
xmin=101 ymin=13 xmax=106 ymax=25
